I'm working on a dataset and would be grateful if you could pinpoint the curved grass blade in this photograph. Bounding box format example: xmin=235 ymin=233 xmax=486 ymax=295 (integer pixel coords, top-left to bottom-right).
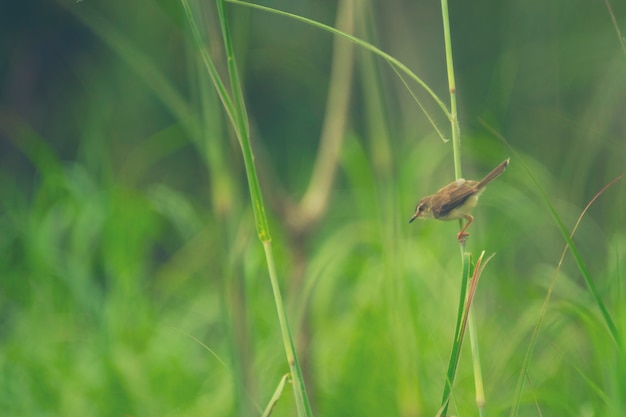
xmin=225 ymin=0 xmax=451 ymax=120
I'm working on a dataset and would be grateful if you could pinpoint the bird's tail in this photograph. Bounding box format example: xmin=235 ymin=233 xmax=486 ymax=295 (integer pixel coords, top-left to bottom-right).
xmin=477 ymin=158 xmax=510 ymax=189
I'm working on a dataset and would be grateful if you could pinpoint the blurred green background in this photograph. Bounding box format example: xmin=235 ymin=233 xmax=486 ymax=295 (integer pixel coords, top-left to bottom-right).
xmin=1 ymin=0 xmax=625 ymax=416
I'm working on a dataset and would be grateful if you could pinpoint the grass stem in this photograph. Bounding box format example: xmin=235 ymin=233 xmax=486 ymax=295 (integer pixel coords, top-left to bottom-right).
xmin=181 ymin=1 xmax=313 ymax=414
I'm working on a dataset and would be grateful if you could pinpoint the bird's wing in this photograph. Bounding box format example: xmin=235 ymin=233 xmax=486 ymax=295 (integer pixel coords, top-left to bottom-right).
xmin=435 ymin=180 xmax=479 ymax=216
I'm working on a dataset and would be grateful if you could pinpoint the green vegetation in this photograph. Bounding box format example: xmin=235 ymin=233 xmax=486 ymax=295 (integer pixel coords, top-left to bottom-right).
xmin=1 ymin=1 xmax=625 ymax=416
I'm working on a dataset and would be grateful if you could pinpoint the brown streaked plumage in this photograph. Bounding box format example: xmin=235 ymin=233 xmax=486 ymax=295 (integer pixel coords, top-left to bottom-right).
xmin=409 ymin=159 xmax=510 ymax=240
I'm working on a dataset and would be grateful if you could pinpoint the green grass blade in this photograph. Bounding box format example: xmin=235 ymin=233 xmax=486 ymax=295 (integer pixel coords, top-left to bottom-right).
xmin=439 ymin=251 xmax=471 ymax=415
xmin=468 ymin=308 xmax=486 ymax=417
xmin=389 ymin=63 xmax=449 ymax=143
xmin=263 ymin=242 xmax=312 ymax=417
xmin=262 ymin=374 xmax=290 ymax=417
xmin=439 ymin=251 xmax=494 ymax=416
xmin=182 ymin=1 xmax=312 ymax=415
xmin=213 ymin=0 xmax=270 ymax=241
xmin=216 ymin=0 xmax=250 ymax=141
xmin=180 ymin=0 xmax=239 ymax=137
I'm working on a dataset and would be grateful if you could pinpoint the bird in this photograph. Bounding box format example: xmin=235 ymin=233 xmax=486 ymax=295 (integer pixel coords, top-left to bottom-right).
xmin=409 ymin=158 xmax=510 ymax=241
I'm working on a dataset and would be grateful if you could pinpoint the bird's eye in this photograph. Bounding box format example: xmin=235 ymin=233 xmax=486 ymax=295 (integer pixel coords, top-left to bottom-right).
xmin=417 ymin=203 xmax=424 ymax=212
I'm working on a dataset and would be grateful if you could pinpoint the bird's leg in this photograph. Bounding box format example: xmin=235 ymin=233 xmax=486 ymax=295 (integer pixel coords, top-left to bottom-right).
xmin=457 ymin=215 xmax=474 ymax=241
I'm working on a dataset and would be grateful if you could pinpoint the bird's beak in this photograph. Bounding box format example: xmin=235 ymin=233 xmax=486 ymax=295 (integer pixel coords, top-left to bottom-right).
xmin=409 ymin=212 xmax=419 ymax=223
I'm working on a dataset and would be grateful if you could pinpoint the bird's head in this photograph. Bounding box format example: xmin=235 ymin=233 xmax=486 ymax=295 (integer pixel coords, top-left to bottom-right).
xmin=409 ymin=197 xmax=434 ymax=223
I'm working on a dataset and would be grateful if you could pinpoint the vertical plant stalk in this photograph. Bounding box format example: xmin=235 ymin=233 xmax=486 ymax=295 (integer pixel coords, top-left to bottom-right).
xmin=181 ymin=0 xmax=312 ymax=415
xmin=439 ymin=0 xmax=485 ymax=415
xmin=217 ymin=0 xmax=312 ymax=414
xmin=263 ymin=243 xmax=311 ymax=417
xmin=440 ymin=0 xmax=461 ymax=180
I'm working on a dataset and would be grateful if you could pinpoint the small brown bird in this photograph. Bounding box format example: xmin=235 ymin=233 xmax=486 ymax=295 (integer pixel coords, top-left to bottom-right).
xmin=409 ymin=159 xmax=510 ymax=241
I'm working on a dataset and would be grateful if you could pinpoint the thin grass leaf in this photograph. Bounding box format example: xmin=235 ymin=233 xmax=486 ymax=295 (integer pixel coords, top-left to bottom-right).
xmin=212 ymin=0 xmax=270 ymax=241
xmin=389 ymin=63 xmax=449 ymax=143
xmin=439 ymin=251 xmax=495 ymax=416
xmin=467 ymin=252 xmax=495 ymax=417
xmin=262 ymin=374 xmax=290 ymax=417
xmin=216 ymin=0 xmax=250 ymax=141
xmin=468 ymin=308 xmax=485 ymax=416
xmin=263 ymin=242 xmax=312 ymax=417
xmin=439 ymin=251 xmax=471 ymax=415
xmin=171 ymin=327 xmax=229 ymax=369
xmin=180 ymin=0 xmax=240 ymax=138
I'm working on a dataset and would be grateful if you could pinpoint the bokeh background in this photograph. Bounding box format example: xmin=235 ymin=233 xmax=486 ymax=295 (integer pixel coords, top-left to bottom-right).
xmin=1 ymin=0 xmax=625 ymax=416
